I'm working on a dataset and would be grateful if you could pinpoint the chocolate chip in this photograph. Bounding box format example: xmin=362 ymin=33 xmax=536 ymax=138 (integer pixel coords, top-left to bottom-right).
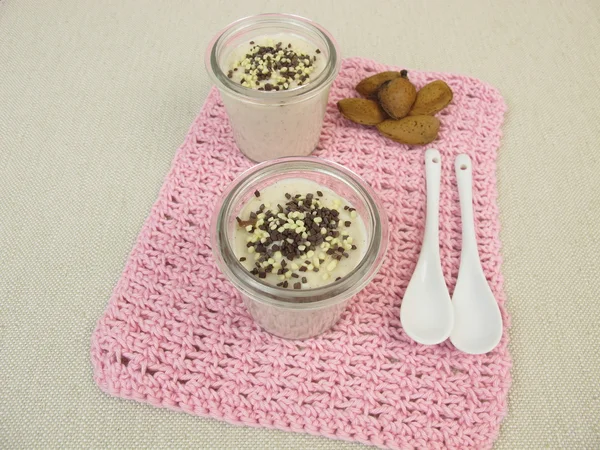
xmin=283 ymin=281 xmax=289 ymax=288
xmin=317 ymin=191 xmax=323 ymax=197
xmin=299 ymin=266 xmax=307 ymax=272
xmin=343 ymin=252 xmax=349 ymax=258
xmin=258 ymin=272 xmax=266 ymax=278
xmin=316 ymin=49 xmax=321 ymax=54
xmin=292 ymin=273 xmax=299 ymax=278
xmin=301 ymin=277 xmax=307 ymax=284
xmin=293 ymin=282 xmax=301 ymax=289
xmin=254 ymin=190 xmax=260 ymax=197
xmin=277 ymin=282 xmax=284 ymax=287
xmin=335 ymin=277 xmax=341 ymax=281
xmin=239 ymin=257 xmax=246 ymax=262
xmin=250 ymin=41 xmax=255 ymax=44
xmin=351 ymin=245 xmax=357 ymax=250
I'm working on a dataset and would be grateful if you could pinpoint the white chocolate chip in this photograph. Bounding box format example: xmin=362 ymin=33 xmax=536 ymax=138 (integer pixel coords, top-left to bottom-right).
xmin=291 ymin=263 xmax=299 ymax=270
xmin=307 ymin=250 xmax=315 ymax=258
xmin=322 ymin=273 xmax=330 ymax=281
xmin=248 ymin=246 xmax=255 ymax=254
xmin=351 ymin=211 xmax=357 ymax=218
xmin=327 ymin=260 xmax=338 ymax=272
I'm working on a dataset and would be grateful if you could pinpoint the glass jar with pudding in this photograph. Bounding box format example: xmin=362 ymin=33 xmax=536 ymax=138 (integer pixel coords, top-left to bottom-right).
xmin=205 ymin=14 xmax=341 ymax=162
xmin=211 ymin=158 xmax=389 ymax=339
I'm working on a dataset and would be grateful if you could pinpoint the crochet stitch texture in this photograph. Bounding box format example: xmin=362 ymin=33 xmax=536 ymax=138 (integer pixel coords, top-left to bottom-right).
xmin=91 ymin=58 xmax=511 ymax=450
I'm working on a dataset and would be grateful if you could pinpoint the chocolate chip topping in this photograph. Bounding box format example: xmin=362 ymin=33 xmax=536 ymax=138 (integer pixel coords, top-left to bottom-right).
xmin=238 ymin=190 xmax=360 ymax=289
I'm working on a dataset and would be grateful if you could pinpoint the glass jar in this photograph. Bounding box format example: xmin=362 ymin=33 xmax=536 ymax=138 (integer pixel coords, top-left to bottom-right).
xmin=211 ymin=157 xmax=389 ymax=340
xmin=205 ymin=14 xmax=341 ymax=162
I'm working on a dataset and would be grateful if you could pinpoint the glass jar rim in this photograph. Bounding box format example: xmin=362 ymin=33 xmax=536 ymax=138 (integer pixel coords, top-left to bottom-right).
xmin=211 ymin=157 xmax=389 ymax=309
xmin=205 ymin=13 xmax=341 ymax=104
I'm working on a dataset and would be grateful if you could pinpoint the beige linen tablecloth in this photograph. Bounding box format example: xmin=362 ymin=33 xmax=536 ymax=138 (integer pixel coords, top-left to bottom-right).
xmin=1 ymin=0 xmax=599 ymax=448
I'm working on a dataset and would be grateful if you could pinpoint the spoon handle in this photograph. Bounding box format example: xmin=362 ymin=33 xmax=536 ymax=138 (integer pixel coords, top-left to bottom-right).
xmin=423 ymin=149 xmax=442 ymax=256
xmin=455 ymin=155 xmax=481 ymax=265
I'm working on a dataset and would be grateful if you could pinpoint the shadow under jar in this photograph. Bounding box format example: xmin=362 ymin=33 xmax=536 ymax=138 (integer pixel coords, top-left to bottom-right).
xmin=211 ymin=157 xmax=389 ymax=340
xmin=205 ymin=14 xmax=341 ymax=162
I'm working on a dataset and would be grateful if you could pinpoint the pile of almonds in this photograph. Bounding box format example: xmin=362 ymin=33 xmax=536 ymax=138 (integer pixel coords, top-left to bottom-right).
xmin=337 ymin=70 xmax=453 ymax=145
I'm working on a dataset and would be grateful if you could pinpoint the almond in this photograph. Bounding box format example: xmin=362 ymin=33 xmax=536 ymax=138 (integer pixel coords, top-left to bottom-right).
xmin=356 ymin=71 xmax=403 ymax=97
xmin=337 ymin=98 xmax=387 ymax=126
xmin=377 ymin=74 xmax=417 ymax=119
xmin=376 ymin=115 xmax=440 ymax=145
xmin=409 ymin=80 xmax=453 ymax=116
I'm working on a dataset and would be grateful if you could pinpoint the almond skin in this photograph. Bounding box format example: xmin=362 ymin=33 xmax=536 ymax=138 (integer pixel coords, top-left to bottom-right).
xmin=376 ymin=115 xmax=440 ymax=145
xmin=337 ymin=98 xmax=387 ymax=126
xmin=378 ymin=76 xmax=417 ymax=119
xmin=409 ymin=80 xmax=453 ymax=115
xmin=356 ymin=71 xmax=403 ymax=97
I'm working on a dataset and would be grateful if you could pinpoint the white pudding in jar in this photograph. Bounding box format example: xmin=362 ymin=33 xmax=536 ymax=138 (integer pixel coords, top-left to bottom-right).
xmin=234 ymin=178 xmax=367 ymax=290
xmin=206 ymin=14 xmax=341 ymax=162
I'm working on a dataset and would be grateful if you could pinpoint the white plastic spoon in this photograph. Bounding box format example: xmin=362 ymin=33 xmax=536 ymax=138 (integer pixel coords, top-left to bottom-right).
xmin=450 ymin=154 xmax=503 ymax=354
xmin=400 ymin=149 xmax=454 ymax=345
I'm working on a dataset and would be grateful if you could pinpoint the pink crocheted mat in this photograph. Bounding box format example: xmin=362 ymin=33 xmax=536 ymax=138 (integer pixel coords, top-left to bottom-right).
xmin=91 ymin=57 xmax=511 ymax=450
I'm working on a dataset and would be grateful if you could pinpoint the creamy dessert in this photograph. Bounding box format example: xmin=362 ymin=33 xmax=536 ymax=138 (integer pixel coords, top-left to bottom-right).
xmin=234 ymin=178 xmax=367 ymax=289
xmin=208 ymin=26 xmax=339 ymax=162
